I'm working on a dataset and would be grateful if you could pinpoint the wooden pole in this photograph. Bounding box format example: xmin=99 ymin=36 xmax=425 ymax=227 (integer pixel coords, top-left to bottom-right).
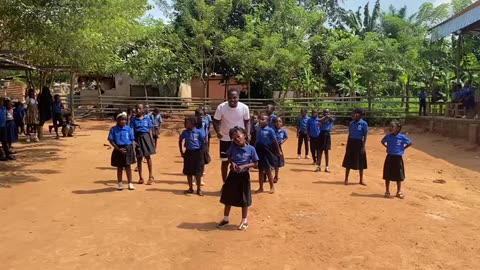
xmin=456 ymin=34 xmax=463 ymax=84
xmin=70 ymin=72 xmax=76 ymax=118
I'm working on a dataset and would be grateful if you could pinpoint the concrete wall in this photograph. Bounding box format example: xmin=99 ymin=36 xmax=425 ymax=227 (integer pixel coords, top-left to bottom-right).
xmin=407 ymin=117 xmax=480 ymax=145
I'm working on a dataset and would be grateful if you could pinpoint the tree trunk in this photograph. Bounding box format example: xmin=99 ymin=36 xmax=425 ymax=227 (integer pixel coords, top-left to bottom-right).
xmin=405 ymin=79 xmax=411 ymax=115
xmin=70 ymin=72 xmax=76 ymax=119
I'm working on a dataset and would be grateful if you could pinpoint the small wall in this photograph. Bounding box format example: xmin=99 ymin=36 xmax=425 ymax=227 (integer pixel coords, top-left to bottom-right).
xmin=407 ymin=116 xmax=480 ymax=145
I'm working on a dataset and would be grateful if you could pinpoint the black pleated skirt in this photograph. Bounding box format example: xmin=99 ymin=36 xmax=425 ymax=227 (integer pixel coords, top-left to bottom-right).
xmin=135 ymin=132 xmax=156 ymax=157
xmin=220 ymin=171 xmax=252 ymax=207
xmin=383 ymin=155 xmax=405 ymax=181
xmin=183 ymin=149 xmax=205 ymax=176
xmin=256 ymin=143 xmax=278 ymax=171
xmin=5 ymin=120 xmax=17 ymax=143
xmin=319 ymin=131 xmax=331 ymax=150
xmin=277 ymin=144 xmax=285 ymax=167
xmin=342 ymin=138 xmax=367 ymax=170
xmin=111 ymin=145 xmax=136 ymax=168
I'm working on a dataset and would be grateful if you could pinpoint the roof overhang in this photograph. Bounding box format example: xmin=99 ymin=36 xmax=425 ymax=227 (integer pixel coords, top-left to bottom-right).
xmin=431 ymin=1 xmax=480 ymax=41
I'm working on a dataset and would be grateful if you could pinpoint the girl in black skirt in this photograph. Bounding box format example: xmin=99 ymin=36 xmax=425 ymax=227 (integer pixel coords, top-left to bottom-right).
xmin=273 ymin=117 xmax=288 ymax=183
xmin=381 ymin=121 xmax=412 ymax=199
xmin=130 ymin=104 xmax=156 ymax=185
xmin=342 ymin=108 xmax=368 ymax=185
xmin=255 ymin=114 xmax=281 ymax=194
xmin=108 ymin=113 xmax=136 ymax=191
xmin=179 ymin=116 xmax=206 ymax=196
xmin=316 ymin=109 xmax=334 ymax=173
xmin=217 ymin=127 xmax=259 ymax=231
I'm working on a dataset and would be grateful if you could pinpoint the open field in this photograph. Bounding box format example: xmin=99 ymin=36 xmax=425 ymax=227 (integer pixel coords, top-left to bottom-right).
xmin=1 ymin=120 xmax=479 ymax=270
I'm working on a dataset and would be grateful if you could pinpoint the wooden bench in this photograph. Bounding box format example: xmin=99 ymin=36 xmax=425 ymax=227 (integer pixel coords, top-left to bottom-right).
xmin=445 ymin=103 xmax=465 ymax=118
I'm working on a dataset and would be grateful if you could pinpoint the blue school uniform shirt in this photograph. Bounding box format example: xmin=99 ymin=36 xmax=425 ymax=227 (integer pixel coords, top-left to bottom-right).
xmin=14 ymin=107 xmax=25 ymax=120
xmin=0 ymin=106 xmax=6 ymax=128
xmin=108 ymin=125 xmax=135 ymax=146
xmin=307 ymin=117 xmax=320 ymax=138
xmin=53 ymin=101 xmax=63 ymax=114
xmin=129 ymin=116 xmax=152 ymax=133
xmin=381 ymin=133 xmax=412 ymax=156
xmin=268 ymin=114 xmax=277 ymax=128
xmin=202 ymin=115 xmax=211 ymax=135
xmin=419 ymin=91 xmax=426 ymax=100
xmin=275 ymin=128 xmax=288 ymax=144
xmin=227 ymin=144 xmax=259 ymax=172
xmin=320 ymin=118 xmax=334 ymax=132
xmin=297 ymin=116 xmax=310 ymax=133
xmin=256 ymin=126 xmax=276 ymax=145
xmin=180 ymin=128 xmax=205 ymax=150
xmin=151 ymin=114 xmax=163 ymax=127
xmin=349 ymin=119 xmax=368 ymax=140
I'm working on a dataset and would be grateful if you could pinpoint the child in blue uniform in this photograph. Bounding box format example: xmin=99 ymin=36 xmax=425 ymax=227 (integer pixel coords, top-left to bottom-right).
xmin=150 ymin=108 xmax=163 ymax=150
xmin=307 ymin=110 xmax=320 ymax=165
xmin=266 ymin=104 xmax=277 ymax=129
xmin=316 ymin=109 xmax=334 ymax=172
xmin=296 ymin=108 xmax=310 ymax=159
xmin=108 ymin=112 xmax=136 ymax=191
xmin=381 ymin=121 xmax=412 ymax=199
xmin=218 ymin=127 xmax=259 ymax=231
xmin=274 ymin=117 xmax=288 ymax=183
xmin=13 ymin=101 xmax=25 ymax=135
xmin=130 ymin=104 xmax=156 ymax=185
xmin=255 ymin=114 xmax=280 ymax=194
xmin=250 ymin=113 xmax=259 ymax=146
xmin=342 ymin=108 xmax=368 ymax=185
xmin=49 ymin=94 xmax=64 ymax=139
xmin=0 ymin=97 xmax=14 ymax=160
xmin=179 ymin=116 xmax=206 ymax=196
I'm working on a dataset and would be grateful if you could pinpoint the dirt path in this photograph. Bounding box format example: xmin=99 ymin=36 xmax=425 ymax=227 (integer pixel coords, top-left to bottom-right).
xmin=1 ymin=121 xmax=479 ymax=270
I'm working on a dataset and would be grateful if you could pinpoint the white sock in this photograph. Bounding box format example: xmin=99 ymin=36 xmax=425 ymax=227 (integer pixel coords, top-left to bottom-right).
xmin=242 ymin=218 xmax=247 ymax=224
xmin=224 ymin=216 xmax=229 ymax=222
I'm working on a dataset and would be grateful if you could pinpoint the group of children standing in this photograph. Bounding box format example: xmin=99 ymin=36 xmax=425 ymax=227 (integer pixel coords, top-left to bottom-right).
xmin=107 ymin=103 xmax=413 ymax=230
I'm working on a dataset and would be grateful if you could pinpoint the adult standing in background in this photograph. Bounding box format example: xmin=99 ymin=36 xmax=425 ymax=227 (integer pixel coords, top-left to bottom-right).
xmin=38 ymin=86 xmax=53 ymax=139
xmin=213 ymin=89 xmax=251 ymax=182
xmin=419 ymin=89 xmax=427 ymax=116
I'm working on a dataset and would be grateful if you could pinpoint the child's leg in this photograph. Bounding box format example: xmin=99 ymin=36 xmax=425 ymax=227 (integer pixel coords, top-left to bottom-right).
xmin=385 ymin=180 xmax=390 ymax=194
xmin=317 ymin=150 xmax=323 ymax=167
xmin=274 ymin=167 xmax=279 ymax=179
xmin=154 ymin=138 xmax=158 ymax=150
xmin=146 ymin=156 xmax=153 ymax=180
xmin=359 ymin=169 xmax=366 ymax=185
xmin=304 ymin=135 xmax=309 ymax=156
xmin=257 ymin=171 xmax=264 ymax=192
xmin=265 ymin=169 xmax=275 ymax=193
xmin=396 ymin=181 xmax=402 ymax=195
xmin=125 ymin=165 xmax=133 ymax=183
xmin=137 ymin=157 xmax=144 ymax=182
xmin=309 ymin=139 xmax=316 ymax=162
xmin=242 ymin=207 xmax=248 ymax=222
xmin=224 ymin=205 xmax=231 ymax=219
xmin=344 ymin=168 xmax=350 ymax=185
xmin=117 ymin=167 xmax=123 ymax=182
xmin=325 ymin=150 xmax=330 ymax=168
xmin=187 ymin=175 xmax=193 ymax=191
xmin=195 ymin=175 xmax=203 ymax=195
xmin=297 ymin=135 xmax=303 ymax=156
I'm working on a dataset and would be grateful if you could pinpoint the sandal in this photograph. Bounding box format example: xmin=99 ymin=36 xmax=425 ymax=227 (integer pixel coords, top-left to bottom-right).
xmin=147 ymin=177 xmax=154 ymax=185
xmin=197 ymin=190 xmax=204 ymax=196
xmin=238 ymin=222 xmax=248 ymax=231
xmin=396 ymin=192 xmax=405 ymax=199
xmin=138 ymin=179 xmax=144 ymax=184
xmin=384 ymin=192 xmax=391 ymax=198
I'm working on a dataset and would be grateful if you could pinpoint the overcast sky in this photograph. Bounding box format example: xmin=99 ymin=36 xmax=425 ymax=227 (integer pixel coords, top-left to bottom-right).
xmin=145 ymin=0 xmax=453 ymax=20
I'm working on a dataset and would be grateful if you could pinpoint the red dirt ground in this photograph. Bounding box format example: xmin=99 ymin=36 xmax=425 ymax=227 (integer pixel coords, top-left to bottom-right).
xmin=0 ymin=120 xmax=479 ymax=270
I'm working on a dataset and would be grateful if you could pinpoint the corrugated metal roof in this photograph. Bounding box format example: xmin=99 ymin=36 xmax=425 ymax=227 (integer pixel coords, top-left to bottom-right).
xmin=431 ymin=1 xmax=480 ymax=41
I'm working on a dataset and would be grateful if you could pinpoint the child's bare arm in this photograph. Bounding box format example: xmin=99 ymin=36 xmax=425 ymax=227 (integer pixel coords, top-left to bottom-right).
xmin=109 ymin=140 xmax=126 ymax=153
xmin=178 ymin=139 xmax=184 ymax=157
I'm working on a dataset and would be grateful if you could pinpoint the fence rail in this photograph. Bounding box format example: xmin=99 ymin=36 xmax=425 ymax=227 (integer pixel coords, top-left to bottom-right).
xmin=62 ymin=94 xmax=421 ymax=124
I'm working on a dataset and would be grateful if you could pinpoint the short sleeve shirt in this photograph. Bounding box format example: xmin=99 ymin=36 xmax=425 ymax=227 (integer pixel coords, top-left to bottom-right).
xmin=226 ymin=144 xmax=259 ymax=172
xmin=53 ymin=101 xmax=63 ymax=114
xmin=268 ymin=114 xmax=277 ymax=129
xmin=320 ymin=118 xmax=334 ymax=132
xmin=275 ymin=128 xmax=288 ymax=144
xmin=108 ymin=125 xmax=135 ymax=146
xmin=180 ymin=128 xmax=205 ymax=150
xmin=256 ymin=126 xmax=276 ymax=145
xmin=129 ymin=116 xmax=153 ymax=133
xmin=349 ymin=119 xmax=369 ymax=140
xmin=307 ymin=117 xmax=320 ymax=138
xmin=381 ymin=133 xmax=412 ymax=155
xmin=152 ymin=114 xmax=163 ymax=127
xmin=213 ymin=102 xmax=250 ymax=142
xmin=297 ymin=116 xmax=309 ymax=132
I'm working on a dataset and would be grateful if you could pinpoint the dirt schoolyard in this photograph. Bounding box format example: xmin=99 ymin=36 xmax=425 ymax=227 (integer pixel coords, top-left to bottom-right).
xmin=0 ymin=120 xmax=479 ymax=270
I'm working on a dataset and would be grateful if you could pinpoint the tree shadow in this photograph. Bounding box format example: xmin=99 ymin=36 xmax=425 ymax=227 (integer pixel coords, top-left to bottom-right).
xmin=290 ymin=168 xmax=315 ymax=173
xmin=0 ymin=167 xmax=59 ymax=188
xmin=350 ymin=192 xmax=385 ymax=199
xmin=313 ymin=180 xmax=353 ymax=185
xmin=177 ymin=222 xmax=238 ymax=231
xmin=72 ymin=187 xmax=118 ymax=194
xmin=146 ymin=188 xmax=220 ymax=197
xmin=95 ymin=167 xmax=116 ymax=171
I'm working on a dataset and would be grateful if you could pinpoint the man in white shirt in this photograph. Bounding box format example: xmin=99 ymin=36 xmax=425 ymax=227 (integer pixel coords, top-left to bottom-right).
xmin=213 ymin=89 xmax=251 ymax=182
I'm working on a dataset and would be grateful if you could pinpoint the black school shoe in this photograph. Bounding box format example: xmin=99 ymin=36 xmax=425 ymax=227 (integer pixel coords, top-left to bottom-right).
xmin=216 ymin=220 xmax=229 ymax=228
xmin=7 ymin=155 xmax=16 ymax=160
